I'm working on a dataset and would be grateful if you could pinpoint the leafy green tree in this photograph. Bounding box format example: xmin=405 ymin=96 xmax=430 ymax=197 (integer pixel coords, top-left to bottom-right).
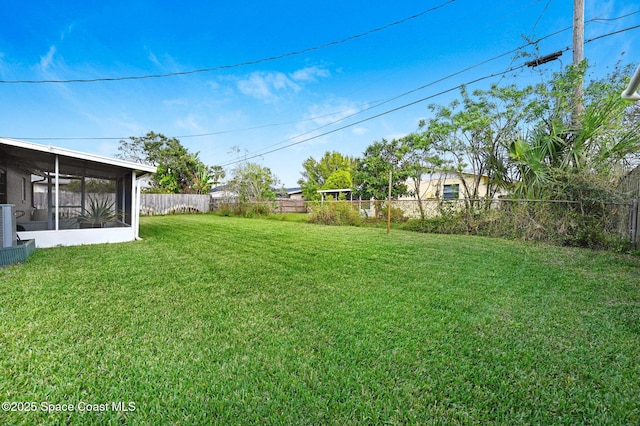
xmin=298 ymin=151 xmax=357 ymax=200
xmin=229 ymin=162 xmax=280 ymax=204
xmin=64 ymin=178 xmax=116 ymax=194
xmin=421 ymin=83 xmax=532 ymax=202
xmin=322 ymin=169 xmax=353 ymax=190
xmin=398 ymin=133 xmax=446 ymax=219
xmin=354 ymin=138 xmax=409 ymax=200
xmin=117 ymin=131 xmax=211 ymax=194
xmin=510 ymin=63 xmax=640 ymax=199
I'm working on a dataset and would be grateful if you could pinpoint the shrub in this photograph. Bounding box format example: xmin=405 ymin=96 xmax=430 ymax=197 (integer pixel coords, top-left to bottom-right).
xmin=363 ymin=202 xmax=408 ymax=224
xmin=386 ymin=205 xmax=409 ymax=223
xmin=309 ymin=201 xmax=361 ymax=226
xmin=140 ymin=207 xmax=158 ymax=216
xmin=401 ymin=199 xmax=633 ymax=252
xmin=165 ymin=205 xmax=201 ymax=215
xmin=214 ymin=203 xmax=236 ymax=217
xmin=244 ymin=203 xmax=273 ymax=217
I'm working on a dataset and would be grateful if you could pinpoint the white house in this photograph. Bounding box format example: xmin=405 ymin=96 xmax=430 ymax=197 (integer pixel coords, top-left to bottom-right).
xmin=0 ymin=138 xmax=156 ymax=248
xmin=397 ymin=172 xmax=507 ymax=218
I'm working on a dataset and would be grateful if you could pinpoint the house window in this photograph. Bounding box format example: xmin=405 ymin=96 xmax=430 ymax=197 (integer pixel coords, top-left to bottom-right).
xmin=21 ymin=177 xmax=27 ymax=202
xmin=443 ymin=184 xmax=459 ymax=200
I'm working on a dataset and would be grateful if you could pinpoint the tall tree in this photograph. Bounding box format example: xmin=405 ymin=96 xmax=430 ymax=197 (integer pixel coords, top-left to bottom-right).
xmin=354 ymin=138 xmax=409 ymax=200
xmin=229 ymin=162 xmax=280 ymax=204
xmin=117 ymin=131 xmax=211 ymax=194
xmin=398 ymin=133 xmax=446 ymax=219
xmin=510 ymin=63 xmax=640 ymax=199
xmin=421 ymin=84 xmax=532 ymax=202
xmin=298 ymin=151 xmax=357 ymax=200
xmin=322 ymin=169 xmax=353 ymax=191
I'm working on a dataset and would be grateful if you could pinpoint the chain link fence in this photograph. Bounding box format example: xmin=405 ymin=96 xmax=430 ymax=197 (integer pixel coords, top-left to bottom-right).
xmin=315 ymin=197 xmax=637 ymax=249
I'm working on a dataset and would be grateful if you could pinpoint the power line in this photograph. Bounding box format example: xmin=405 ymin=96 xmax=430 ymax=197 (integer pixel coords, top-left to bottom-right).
xmin=215 ymin=62 xmax=534 ymax=168
xmin=6 ymin=16 xmax=640 ymax=145
xmin=214 ymin=24 xmax=581 ymax=163
xmin=215 ymin=23 xmax=640 ymax=168
xmin=590 ymin=9 xmax=640 ymax=22
xmin=585 ymin=23 xmax=640 ymax=43
xmin=0 ymin=1 xmax=455 ymax=85
xmin=5 ymin=26 xmax=568 ymax=143
xmin=532 ymin=0 xmax=553 ymax=31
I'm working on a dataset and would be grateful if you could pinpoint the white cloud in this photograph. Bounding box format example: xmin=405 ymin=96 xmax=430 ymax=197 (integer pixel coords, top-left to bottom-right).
xmin=303 ymin=100 xmax=361 ymax=127
xmin=351 ymin=127 xmax=368 ymax=136
xmin=39 ymin=46 xmax=56 ymax=72
xmin=237 ymin=71 xmax=300 ymax=102
xmin=290 ymin=66 xmax=330 ymax=82
xmin=282 ymin=99 xmax=364 ymax=149
xmin=174 ymin=113 xmax=203 ymax=132
xmin=146 ymin=48 xmax=180 ymax=71
xmin=148 ymin=51 xmax=161 ymax=67
xmin=162 ymin=98 xmax=189 ymax=107
xmin=206 ymin=80 xmax=221 ymax=91
xmin=60 ymin=23 xmax=75 ymax=41
xmin=236 ymin=66 xmax=329 ymax=103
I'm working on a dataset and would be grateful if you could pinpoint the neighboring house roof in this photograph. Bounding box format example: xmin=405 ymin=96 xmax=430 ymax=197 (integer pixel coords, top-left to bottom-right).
xmin=286 ymin=187 xmax=303 ymax=195
xmin=317 ymin=188 xmax=352 ymax=193
xmin=209 ymin=185 xmax=237 ymax=199
xmin=0 ymin=137 xmax=156 ymax=178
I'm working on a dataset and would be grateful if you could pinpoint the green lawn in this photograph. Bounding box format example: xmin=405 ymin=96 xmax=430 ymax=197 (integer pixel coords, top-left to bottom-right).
xmin=1 ymin=215 xmax=639 ymax=424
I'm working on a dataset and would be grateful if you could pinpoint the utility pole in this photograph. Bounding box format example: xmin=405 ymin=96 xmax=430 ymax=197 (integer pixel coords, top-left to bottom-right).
xmin=572 ymin=0 xmax=585 ymax=120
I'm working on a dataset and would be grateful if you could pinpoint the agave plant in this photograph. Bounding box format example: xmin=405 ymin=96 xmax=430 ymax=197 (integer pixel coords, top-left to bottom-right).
xmin=75 ymin=196 xmax=117 ymax=228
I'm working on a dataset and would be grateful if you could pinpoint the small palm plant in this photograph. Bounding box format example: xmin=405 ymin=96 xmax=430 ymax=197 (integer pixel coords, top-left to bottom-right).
xmin=75 ymin=196 xmax=117 ymax=228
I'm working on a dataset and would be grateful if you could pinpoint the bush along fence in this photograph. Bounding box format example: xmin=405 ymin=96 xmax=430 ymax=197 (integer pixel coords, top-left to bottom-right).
xmin=209 ymin=198 xmax=307 ymax=215
xmin=402 ymin=198 xmax=637 ymax=250
xmin=137 ymin=195 xmax=308 ymax=216
xmin=119 ymin=192 xmax=639 ymax=250
xmin=308 ymin=198 xmax=639 ymax=251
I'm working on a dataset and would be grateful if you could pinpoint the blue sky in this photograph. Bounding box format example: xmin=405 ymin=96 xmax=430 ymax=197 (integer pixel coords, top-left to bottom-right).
xmin=1 ymin=1 xmax=639 ymax=187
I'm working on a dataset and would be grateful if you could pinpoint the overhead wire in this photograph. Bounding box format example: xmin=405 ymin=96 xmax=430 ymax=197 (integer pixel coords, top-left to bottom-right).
xmin=497 ymin=0 xmax=553 ymax=87
xmin=215 ymin=23 xmax=640 ymax=168
xmin=215 ymin=16 xmax=639 ymax=165
xmin=0 ymin=0 xmax=455 ymax=84
xmin=531 ymin=0 xmax=553 ymax=32
xmin=5 ymin=21 xmax=580 ymax=144
xmin=7 ymin=10 xmax=639 ymax=143
xmin=214 ymin=62 xmax=536 ymax=168
xmin=4 ymin=11 xmax=640 ymax=165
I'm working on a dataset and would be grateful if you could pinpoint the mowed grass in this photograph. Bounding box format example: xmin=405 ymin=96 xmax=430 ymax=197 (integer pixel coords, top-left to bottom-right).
xmin=1 ymin=215 xmax=639 ymax=425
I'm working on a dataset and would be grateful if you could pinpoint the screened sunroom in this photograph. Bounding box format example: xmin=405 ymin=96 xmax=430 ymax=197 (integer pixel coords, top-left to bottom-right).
xmin=0 ymin=138 xmax=156 ymax=248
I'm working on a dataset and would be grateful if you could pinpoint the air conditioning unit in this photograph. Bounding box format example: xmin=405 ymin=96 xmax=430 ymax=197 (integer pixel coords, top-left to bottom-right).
xmin=0 ymin=204 xmax=17 ymax=248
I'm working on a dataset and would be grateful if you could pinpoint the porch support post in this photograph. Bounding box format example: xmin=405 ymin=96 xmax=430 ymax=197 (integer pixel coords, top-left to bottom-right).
xmin=80 ymin=175 xmax=86 ymax=214
xmin=55 ymin=155 xmax=59 ymax=231
xmin=47 ymin=173 xmax=53 ymax=230
xmin=133 ymin=172 xmax=141 ymax=239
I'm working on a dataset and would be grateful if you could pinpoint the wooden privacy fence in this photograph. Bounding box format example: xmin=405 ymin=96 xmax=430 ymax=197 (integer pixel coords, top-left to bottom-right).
xmin=617 ymin=166 xmax=640 ymax=249
xmin=33 ymin=192 xmax=116 ymax=219
xmin=140 ymin=194 xmax=211 ymax=215
xmin=32 ymin=192 xmax=213 ymax=217
xmin=39 ymin=191 xmax=637 ymax=247
xmin=273 ymin=199 xmax=307 ymax=214
xmin=139 ymin=195 xmax=308 ymax=215
xmin=209 ymin=198 xmax=307 ymax=214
